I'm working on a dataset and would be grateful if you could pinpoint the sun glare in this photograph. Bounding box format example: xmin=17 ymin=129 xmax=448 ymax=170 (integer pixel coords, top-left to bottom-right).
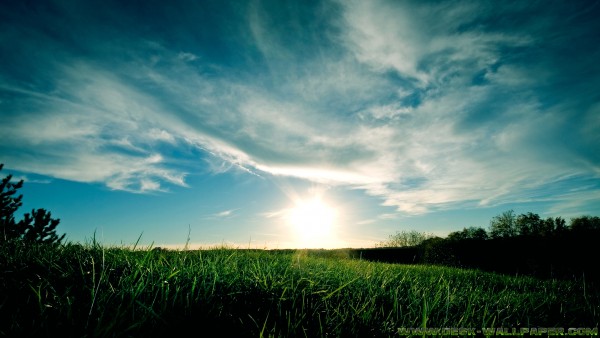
xmin=287 ymin=197 xmax=338 ymax=248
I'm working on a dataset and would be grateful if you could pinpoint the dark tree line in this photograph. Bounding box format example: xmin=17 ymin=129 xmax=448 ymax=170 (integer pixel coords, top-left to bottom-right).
xmin=0 ymin=164 xmax=64 ymax=245
xmin=427 ymin=210 xmax=600 ymax=285
xmin=446 ymin=209 xmax=598 ymax=241
xmin=355 ymin=210 xmax=600 ymax=286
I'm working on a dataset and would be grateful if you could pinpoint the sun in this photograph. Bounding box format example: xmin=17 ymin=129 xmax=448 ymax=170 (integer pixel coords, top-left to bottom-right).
xmin=287 ymin=197 xmax=338 ymax=248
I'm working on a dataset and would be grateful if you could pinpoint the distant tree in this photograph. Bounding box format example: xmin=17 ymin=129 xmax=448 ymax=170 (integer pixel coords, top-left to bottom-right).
xmin=377 ymin=230 xmax=433 ymax=247
xmin=447 ymin=227 xmax=488 ymax=241
xmin=489 ymin=210 xmax=517 ymax=239
xmin=515 ymin=213 xmax=531 ymax=237
xmin=447 ymin=230 xmax=465 ymax=241
xmin=569 ymin=216 xmax=600 ymax=232
xmin=541 ymin=217 xmax=556 ymax=236
xmin=516 ymin=212 xmax=543 ymax=237
xmin=0 ymin=164 xmax=64 ymax=245
xmin=553 ymin=217 xmax=567 ymax=234
xmin=469 ymin=227 xmax=488 ymax=240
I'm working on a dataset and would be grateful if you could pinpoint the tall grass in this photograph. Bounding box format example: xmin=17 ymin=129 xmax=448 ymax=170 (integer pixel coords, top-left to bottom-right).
xmin=1 ymin=241 xmax=598 ymax=337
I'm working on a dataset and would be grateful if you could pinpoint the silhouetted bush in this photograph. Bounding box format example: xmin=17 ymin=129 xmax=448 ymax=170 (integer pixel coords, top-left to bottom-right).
xmin=376 ymin=230 xmax=433 ymax=247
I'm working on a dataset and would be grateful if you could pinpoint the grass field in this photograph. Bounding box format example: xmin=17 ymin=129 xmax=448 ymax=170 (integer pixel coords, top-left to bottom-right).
xmin=1 ymin=241 xmax=598 ymax=337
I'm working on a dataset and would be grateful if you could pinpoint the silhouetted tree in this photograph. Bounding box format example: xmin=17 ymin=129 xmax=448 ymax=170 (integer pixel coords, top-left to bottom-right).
xmin=489 ymin=210 xmax=517 ymax=238
xmin=553 ymin=216 xmax=567 ymax=235
xmin=516 ymin=212 xmax=543 ymax=237
xmin=1 ymin=164 xmax=23 ymax=242
xmin=0 ymin=164 xmax=64 ymax=245
xmin=19 ymin=208 xmax=65 ymax=244
xmin=541 ymin=217 xmax=556 ymax=236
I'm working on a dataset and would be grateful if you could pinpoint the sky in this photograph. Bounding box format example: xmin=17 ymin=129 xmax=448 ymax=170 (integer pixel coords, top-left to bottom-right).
xmin=1 ymin=0 xmax=599 ymax=249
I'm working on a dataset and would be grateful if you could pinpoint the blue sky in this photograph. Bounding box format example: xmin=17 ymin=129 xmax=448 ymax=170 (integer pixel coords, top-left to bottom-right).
xmin=1 ymin=0 xmax=599 ymax=249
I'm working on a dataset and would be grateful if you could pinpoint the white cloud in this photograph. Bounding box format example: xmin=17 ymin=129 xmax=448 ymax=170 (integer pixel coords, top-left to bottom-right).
xmin=366 ymin=104 xmax=412 ymax=121
xmin=177 ymin=52 xmax=198 ymax=62
xmin=261 ymin=209 xmax=287 ymax=219
xmin=140 ymin=179 xmax=161 ymax=192
xmin=148 ymin=128 xmax=176 ymax=144
xmin=7 ymin=175 xmax=52 ymax=184
xmin=215 ymin=210 xmax=235 ymax=218
xmin=339 ymin=1 xmax=427 ymax=82
xmin=338 ymin=0 xmax=531 ymax=88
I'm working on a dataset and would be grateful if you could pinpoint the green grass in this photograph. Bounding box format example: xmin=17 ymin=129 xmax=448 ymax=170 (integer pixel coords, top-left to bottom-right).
xmin=1 ymin=241 xmax=598 ymax=337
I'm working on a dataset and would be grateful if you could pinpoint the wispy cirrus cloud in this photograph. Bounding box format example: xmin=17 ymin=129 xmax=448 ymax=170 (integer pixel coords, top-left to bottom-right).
xmin=0 ymin=61 xmax=191 ymax=192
